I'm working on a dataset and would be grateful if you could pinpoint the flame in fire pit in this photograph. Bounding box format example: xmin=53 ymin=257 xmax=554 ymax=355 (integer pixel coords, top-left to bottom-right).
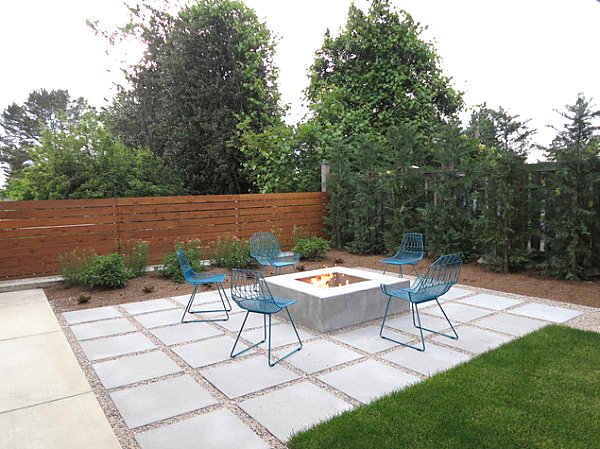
xmin=305 ymin=272 xmax=358 ymax=289
xmin=309 ymin=273 xmax=334 ymax=288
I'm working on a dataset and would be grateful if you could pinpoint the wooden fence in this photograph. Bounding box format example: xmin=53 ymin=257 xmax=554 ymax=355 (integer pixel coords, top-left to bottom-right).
xmin=0 ymin=192 xmax=328 ymax=280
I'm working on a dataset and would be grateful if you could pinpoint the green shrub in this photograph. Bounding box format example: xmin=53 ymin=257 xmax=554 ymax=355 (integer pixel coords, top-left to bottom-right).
xmin=211 ymin=235 xmax=253 ymax=269
xmin=123 ymin=240 xmax=150 ymax=278
xmin=58 ymin=247 xmax=97 ymax=288
xmin=292 ymin=237 xmax=331 ymax=260
xmin=159 ymin=242 xmax=205 ymax=283
xmin=81 ymin=253 xmax=129 ymax=289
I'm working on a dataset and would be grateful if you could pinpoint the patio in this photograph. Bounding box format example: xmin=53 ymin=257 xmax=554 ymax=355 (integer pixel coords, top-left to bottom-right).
xmin=1 ymin=272 xmax=593 ymax=449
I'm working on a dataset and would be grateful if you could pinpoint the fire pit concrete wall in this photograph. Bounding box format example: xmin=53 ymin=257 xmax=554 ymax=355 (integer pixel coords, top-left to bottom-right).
xmin=265 ymin=267 xmax=410 ymax=332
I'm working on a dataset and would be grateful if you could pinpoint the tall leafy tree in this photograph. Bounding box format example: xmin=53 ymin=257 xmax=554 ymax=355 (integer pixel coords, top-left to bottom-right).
xmin=103 ymin=0 xmax=282 ymax=194
xmin=0 ymin=89 xmax=90 ymax=177
xmin=306 ymin=0 xmax=462 ymax=154
xmin=544 ymin=95 xmax=600 ymax=279
xmin=3 ymin=111 xmax=183 ymax=200
xmin=468 ymin=106 xmax=534 ymax=273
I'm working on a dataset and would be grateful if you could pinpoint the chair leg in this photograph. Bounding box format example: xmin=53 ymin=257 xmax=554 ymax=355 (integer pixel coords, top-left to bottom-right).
xmin=413 ymin=299 xmax=458 ymax=341
xmin=410 ymin=264 xmax=419 ymax=277
xmin=231 ymin=313 xmax=267 ymax=358
xmin=380 ymin=296 xmax=426 ymax=351
xmin=382 ymin=264 xmax=388 ymax=276
xmin=398 ymin=264 xmax=403 ymax=278
xmin=182 ymin=283 xmax=230 ymax=323
xmin=268 ymin=307 xmax=302 ymax=366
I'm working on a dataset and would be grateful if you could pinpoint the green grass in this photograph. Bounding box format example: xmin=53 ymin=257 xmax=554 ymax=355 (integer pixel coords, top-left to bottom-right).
xmin=288 ymin=326 xmax=600 ymax=449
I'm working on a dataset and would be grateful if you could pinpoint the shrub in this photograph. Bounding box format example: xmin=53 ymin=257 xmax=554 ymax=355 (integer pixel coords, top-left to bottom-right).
xmin=58 ymin=247 xmax=97 ymax=288
xmin=81 ymin=253 xmax=129 ymax=289
xmin=123 ymin=240 xmax=150 ymax=278
xmin=159 ymin=241 xmax=205 ymax=283
xmin=292 ymin=237 xmax=331 ymax=260
xmin=211 ymin=235 xmax=252 ymax=269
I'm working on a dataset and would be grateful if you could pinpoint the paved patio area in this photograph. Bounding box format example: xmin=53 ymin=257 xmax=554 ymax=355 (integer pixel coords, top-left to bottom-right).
xmin=51 ymin=276 xmax=591 ymax=449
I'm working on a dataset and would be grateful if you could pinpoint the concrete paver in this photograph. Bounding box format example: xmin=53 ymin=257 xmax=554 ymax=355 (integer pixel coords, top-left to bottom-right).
xmin=439 ymin=286 xmax=475 ymax=300
xmin=422 ymin=302 xmax=494 ymax=322
xmin=241 ymin=322 xmax=315 ymax=348
xmin=385 ymin=314 xmax=451 ymax=336
xmin=384 ymin=342 xmax=471 ymax=376
xmin=71 ymin=318 xmax=136 ymax=340
xmin=509 ymin=303 xmax=584 ymax=323
xmin=150 ymin=322 xmax=222 ymax=345
xmin=110 ymin=375 xmax=217 ymax=428
xmin=459 ymin=293 xmax=523 ymax=310
xmin=277 ymin=339 xmax=362 ymax=374
xmin=476 ymin=314 xmax=547 ymax=337
xmin=433 ymin=325 xmax=513 ymax=354
xmin=121 ymin=298 xmax=177 ymax=315
xmin=63 ymin=306 xmax=122 ymax=324
xmin=79 ymin=332 xmax=156 ymax=361
xmin=134 ymin=308 xmax=184 ymax=328
xmin=173 ymin=335 xmax=251 ymax=368
xmin=331 ymin=325 xmax=400 ymax=353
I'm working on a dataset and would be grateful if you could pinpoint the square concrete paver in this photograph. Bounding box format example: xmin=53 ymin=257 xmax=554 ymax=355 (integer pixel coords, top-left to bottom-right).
xmin=422 ymin=303 xmax=494 ymax=322
xmin=279 ymin=340 xmax=362 ymax=374
xmin=110 ymin=375 xmax=217 ymax=428
xmin=150 ymin=322 xmax=222 ymax=345
xmin=239 ymin=381 xmax=353 ymax=442
xmin=509 ymin=303 xmax=583 ymax=323
xmin=121 ymin=298 xmax=178 ymax=315
xmin=318 ymin=359 xmax=420 ymax=403
xmin=440 ymin=287 xmax=475 ymax=300
xmin=459 ymin=293 xmax=523 ymax=311
xmin=79 ymin=333 xmax=155 ymax=361
xmin=171 ymin=291 xmax=223 ymax=307
xmin=433 ymin=326 xmax=513 ymax=354
xmin=173 ymin=335 xmax=251 ymax=368
xmin=63 ymin=306 xmax=121 ymax=324
xmin=92 ymin=351 xmax=183 ymax=389
xmin=70 ymin=318 xmax=136 ymax=340
xmin=201 ymin=356 xmax=298 ymax=398
xmin=385 ymin=314 xmax=452 ymax=336
xmin=134 ymin=309 xmax=184 ymax=328
xmin=135 ymin=408 xmax=269 ymax=449
xmin=331 ymin=326 xmax=401 ymax=353
xmin=241 ymin=322 xmax=315 ymax=348
xmin=214 ymin=311 xmax=271 ymax=332
xmin=383 ymin=342 xmax=471 ymax=376
xmin=476 ymin=313 xmax=547 ymax=337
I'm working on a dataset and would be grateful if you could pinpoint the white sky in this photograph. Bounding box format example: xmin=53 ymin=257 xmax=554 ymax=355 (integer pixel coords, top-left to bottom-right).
xmin=1 ymin=0 xmax=599 ymax=185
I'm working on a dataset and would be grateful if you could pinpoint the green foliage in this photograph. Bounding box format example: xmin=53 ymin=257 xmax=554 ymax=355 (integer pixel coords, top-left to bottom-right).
xmin=123 ymin=240 xmax=150 ymax=278
xmin=81 ymin=254 xmax=129 ymax=290
xmin=0 ymin=88 xmax=91 ymax=179
xmin=544 ymin=95 xmax=600 ymax=279
xmin=58 ymin=247 xmax=97 ymax=288
xmin=159 ymin=242 xmax=205 ymax=283
xmin=292 ymin=237 xmax=330 ymax=261
xmin=102 ymin=0 xmax=282 ymax=195
xmin=211 ymin=235 xmax=252 ymax=269
xmin=3 ymin=111 xmax=183 ymax=200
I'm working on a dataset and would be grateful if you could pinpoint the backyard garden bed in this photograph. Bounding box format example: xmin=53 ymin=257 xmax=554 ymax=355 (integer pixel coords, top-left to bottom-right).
xmin=45 ymin=250 xmax=600 ymax=313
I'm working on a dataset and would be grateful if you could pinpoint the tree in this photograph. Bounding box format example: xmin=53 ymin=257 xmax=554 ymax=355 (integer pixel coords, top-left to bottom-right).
xmin=3 ymin=111 xmax=183 ymax=200
xmin=306 ymin=0 xmax=462 ymax=155
xmin=0 ymin=89 xmax=90 ymax=177
xmin=101 ymin=0 xmax=282 ymax=194
xmin=468 ymin=106 xmax=535 ymax=273
xmin=544 ymin=95 xmax=600 ymax=279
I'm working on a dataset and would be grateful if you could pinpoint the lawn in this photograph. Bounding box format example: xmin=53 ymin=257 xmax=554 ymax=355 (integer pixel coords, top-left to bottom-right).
xmin=288 ymin=325 xmax=600 ymax=449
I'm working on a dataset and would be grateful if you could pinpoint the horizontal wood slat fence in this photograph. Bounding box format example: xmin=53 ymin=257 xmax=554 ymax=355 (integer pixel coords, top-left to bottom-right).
xmin=0 ymin=192 xmax=328 ymax=280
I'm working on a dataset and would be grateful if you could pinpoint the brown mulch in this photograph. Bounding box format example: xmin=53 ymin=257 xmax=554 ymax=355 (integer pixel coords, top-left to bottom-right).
xmin=45 ymin=250 xmax=600 ymax=313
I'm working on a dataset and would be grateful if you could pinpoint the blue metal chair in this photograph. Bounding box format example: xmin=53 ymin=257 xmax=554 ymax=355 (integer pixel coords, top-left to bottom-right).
xmin=177 ymin=249 xmax=231 ymax=323
xmin=380 ymin=253 xmax=462 ymax=351
xmin=379 ymin=232 xmax=424 ymax=277
xmin=249 ymin=232 xmax=300 ymax=275
xmin=229 ymin=269 xmax=302 ymax=366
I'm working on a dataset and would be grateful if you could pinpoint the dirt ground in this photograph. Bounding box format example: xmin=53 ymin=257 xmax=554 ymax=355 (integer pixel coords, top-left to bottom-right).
xmin=45 ymin=250 xmax=600 ymax=313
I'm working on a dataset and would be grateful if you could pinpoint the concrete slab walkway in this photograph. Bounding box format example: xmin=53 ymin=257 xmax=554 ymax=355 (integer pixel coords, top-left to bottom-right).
xmin=1 ymin=278 xmax=596 ymax=449
xmin=0 ymin=289 xmax=121 ymax=449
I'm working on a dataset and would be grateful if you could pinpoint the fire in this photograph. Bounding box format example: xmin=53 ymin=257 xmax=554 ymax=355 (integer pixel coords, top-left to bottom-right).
xmin=309 ymin=272 xmax=334 ymax=288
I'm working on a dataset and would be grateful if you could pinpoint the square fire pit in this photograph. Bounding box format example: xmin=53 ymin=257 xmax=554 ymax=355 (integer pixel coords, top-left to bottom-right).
xmin=265 ymin=267 xmax=410 ymax=332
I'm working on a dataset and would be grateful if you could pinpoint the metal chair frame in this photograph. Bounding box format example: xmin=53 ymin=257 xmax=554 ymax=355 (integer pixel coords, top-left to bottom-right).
xmin=177 ymin=249 xmax=231 ymax=323
xmin=249 ymin=232 xmax=300 ymax=275
xmin=380 ymin=253 xmax=462 ymax=351
xmin=379 ymin=232 xmax=424 ymax=277
xmin=229 ymin=269 xmax=302 ymax=366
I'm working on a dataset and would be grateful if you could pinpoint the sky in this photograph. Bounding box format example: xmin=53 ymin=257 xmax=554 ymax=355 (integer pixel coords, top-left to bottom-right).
xmin=1 ymin=0 xmax=599 ymax=187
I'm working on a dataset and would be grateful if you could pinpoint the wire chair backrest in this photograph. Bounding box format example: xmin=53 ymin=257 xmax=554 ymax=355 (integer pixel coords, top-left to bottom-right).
xmin=394 ymin=233 xmax=424 ymax=258
xmin=176 ymin=249 xmax=193 ymax=279
xmin=230 ymin=269 xmax=280 ymax=313
xmin=250 ymin=232 xmax=282 ymax=259
xmin=412 ymin=253 xmax=462 ymax=300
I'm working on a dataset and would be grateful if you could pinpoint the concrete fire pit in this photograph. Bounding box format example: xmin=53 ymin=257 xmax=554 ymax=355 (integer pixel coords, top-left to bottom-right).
xmin=265 ymin=267 xmax=410 ymax=332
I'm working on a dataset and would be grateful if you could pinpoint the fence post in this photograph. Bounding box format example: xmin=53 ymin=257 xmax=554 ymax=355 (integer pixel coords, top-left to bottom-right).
xmin=321 ymin=161 xmax=330 ymax=192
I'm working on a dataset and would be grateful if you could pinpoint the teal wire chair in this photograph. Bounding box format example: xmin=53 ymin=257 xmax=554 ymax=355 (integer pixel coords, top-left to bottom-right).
xmin=249 ymin=232 xmax=300 ymax=275
xmin=177 ymin=249 xmax=231 ymax=323
xmin=229 ymin=269 xmax=302 ymax=366
xmin=380 ymin=253 xmax=462 ymax=351
xmin=379 ymin=232 xmax=424 ymax=277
